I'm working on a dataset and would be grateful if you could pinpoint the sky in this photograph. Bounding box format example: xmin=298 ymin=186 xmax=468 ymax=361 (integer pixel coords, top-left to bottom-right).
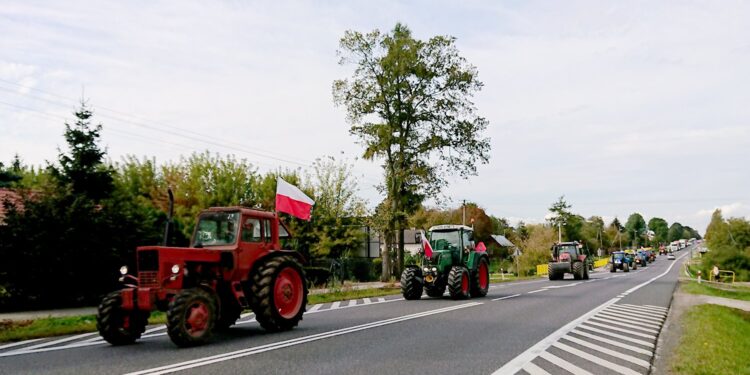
xmin=1 ymin=0 xmax=749 ymax=233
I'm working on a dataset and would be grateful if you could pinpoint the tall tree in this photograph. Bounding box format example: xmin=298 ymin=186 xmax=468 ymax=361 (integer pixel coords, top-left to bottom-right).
xmin=333 ymin=23 xmax=491 ymax=280
xmin=625 ymin=213 xmax=647 ymax=247
xmin=547 ymin=196 xmax=582 ymax=241
xmin=668 ymin=222 xmax=685 ymax=242
xmin=648 ymin=217 xmax=669 ymax=245
xmin=50 ymin=102 xmax=113 ymax=201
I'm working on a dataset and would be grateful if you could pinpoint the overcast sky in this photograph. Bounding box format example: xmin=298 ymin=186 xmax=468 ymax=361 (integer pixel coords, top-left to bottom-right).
xmin=1 ymin=0 xmax=748 ymax=233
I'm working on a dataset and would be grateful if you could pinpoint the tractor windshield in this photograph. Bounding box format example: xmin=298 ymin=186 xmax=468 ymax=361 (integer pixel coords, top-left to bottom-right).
xmin=192 ymin=211 xmax=240 ymax=247
xmin=557 ymin=244 xmax=578 ymax=257
xmin=430 ymin=230 xmax=460 ymax=251
xmin=613 ymin=253 xmax=624 ymax=260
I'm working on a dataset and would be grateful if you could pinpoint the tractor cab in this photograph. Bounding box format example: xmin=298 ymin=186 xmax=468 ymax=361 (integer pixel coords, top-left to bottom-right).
xmin=426 ymin=224 xmax=474 ymax=266
xmin=548 ymin=241 xmax=590 ymax=280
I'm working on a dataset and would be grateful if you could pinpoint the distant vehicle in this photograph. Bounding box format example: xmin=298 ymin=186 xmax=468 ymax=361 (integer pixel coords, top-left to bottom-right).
xmin=667 ymin=253 xmax=675 ymax=260
xmin=679 ymin=239 xmax=687 ymax=249
xmin=635 ymin=251 xmax=649 ymax=267
xmin=670 ymin=241 xmax=680 ymax=252
xmin=659 ymin=245 xmax=666 ymax=255
xmin=548 ymin=241 xmax=591 ymax=280
xmin=610 ymin=251 xmax=631 ymax=272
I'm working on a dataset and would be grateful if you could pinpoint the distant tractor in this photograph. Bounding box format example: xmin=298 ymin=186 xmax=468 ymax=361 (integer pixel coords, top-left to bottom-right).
xmin=400 ymin=225 xmax=490 ymax=300
xmin=610 ymin=251 xmax=632 ymax=272
xmin=97 ymin=201 xmax=308 ymax=347
xmin=548 ymin=241 xmax=591 ymax=280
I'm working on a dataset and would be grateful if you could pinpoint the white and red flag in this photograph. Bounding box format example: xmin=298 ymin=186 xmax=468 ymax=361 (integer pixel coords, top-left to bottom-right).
xmin=275 ymin=177 xmax=315 ymax=221
xmin=420 ymin=230 xmax=433 ymax=258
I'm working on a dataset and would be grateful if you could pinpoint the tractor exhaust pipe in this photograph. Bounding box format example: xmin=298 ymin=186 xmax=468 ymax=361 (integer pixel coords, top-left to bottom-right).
xmin=163 ymin=188 xmax=174 ymax=246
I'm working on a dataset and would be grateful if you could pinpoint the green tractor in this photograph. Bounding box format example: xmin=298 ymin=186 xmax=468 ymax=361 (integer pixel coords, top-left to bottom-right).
xmin=400 ymin=225 xmax=490 ymax=300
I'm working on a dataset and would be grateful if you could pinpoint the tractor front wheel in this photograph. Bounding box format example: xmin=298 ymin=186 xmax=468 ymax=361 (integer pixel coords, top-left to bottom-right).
xmin=471 ymin=257 xmax=490 ymax=297
xmin=583 ymin=264 xmax=590 ymax=280
xmin=623 ymin=263 xmax=630 ymax=272
xmin=251 ymin=256 xmax=308 ymax=332
xmin=167 ymin=288 xmax=217 ymax=347
xmin=448 ymin=266 xmax=470 ymax=300
xmin=401 ymin=267 xmax=424 ymax=300
xmin=97 ymin=291 xmax=148 ymax=346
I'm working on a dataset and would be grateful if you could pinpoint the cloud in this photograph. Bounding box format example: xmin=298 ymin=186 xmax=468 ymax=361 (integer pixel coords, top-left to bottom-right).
xmin=696 ymin=202 xmax=748 ymax=218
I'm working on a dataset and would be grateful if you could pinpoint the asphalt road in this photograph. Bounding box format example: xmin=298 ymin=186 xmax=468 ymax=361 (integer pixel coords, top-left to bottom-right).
xmin=0 ymin=249 xmax=692 ymax=375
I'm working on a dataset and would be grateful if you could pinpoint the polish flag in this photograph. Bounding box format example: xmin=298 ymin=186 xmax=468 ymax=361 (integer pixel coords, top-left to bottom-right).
xmin=275 ymin=177 xmax=315 ymax=221
xmin=421 ymin=230 xmax=433 ymax=258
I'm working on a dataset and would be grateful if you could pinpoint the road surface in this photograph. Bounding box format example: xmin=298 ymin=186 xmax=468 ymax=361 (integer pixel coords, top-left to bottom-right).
xmin=0 ymin=250 xmax=690 ymax=375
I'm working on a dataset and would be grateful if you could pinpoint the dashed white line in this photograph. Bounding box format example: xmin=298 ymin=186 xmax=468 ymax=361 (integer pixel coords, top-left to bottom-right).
xmin=330 ymin=301 xmax=341 ymax=309
xmin=593 ymin=312 xmax=662 ymax=330
xmin=616 ymin=304 xmax=668 ymax=315
xmin=561 ymin=335 xmax=650 ymax=368
xmin=492 ymin=294 xmax=521 ymax=301
xmin=607 ymin=305 xmax=666 ymax=319
xmin=574 ymin=326 xmax=655 ymax=348
xmin=527 ymin=289 xmax=545 ymax=294
xmin=307 ymin=304 xmax=323 ymax=312
xmin=522 ymin=361 xmax=551 ymax=375
xmin=588 ymin=317 xmax=660 ymax=334
xmin=603 ymin=307 xmax=664 ymax=321
xmin=0 ymin=339 xmax=43 ymax=351
xmin=581 ymin=321 xmax=656 ymax=339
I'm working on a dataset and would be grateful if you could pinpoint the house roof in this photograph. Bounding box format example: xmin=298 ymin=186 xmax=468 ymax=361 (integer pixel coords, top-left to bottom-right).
xmin=491 ymin=234 xmax=516 ymax=248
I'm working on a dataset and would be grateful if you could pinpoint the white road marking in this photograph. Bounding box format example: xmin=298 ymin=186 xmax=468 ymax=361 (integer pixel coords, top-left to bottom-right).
xmin=492 ymin=294 xmax=521 ymax=301
xmin=588 ymin=317 xmax=660 ymax=334
xmin=581 ymin=320 xmax=656 ymax=339
xmin=641 ymin=304 xmax=668 ymax=312
xmin=552 ymin=341 xmax=641 ymax=375
xmin=493 ymin=254 xmax=685 ymax=374
xmin=561 ymin=335 xmax=650 ymax=368
xmin=0 ymin=339 xmax=43 ymax=351
xmin=522 ymin=361 xmax=551 ymax=375
xmin=330 ymin=301 xmax=341 ymax=309
xmin=307 ymin=304 xmax=323 ymax=312
xmin=538 ymin=351 xmax=594 ymax=375
xmin=126 ymin=302 xmax=484 ymax=375
xmin=570 ymin=329 xmax=653 ymax=355
xmin=616 ymin=304 xmax=668 ymax=315
xmin=9 ymin=332 xmax=99 ymax=352
xmin=592 ymin=312 xmax=662 ymax=330
xmin=607 ymin=305 xmax=665 ymax=319
xmin=362 ymin=298 xmax=372 ymax=305
xmin=575 ymin=326 xmax=655 ymax=348
xmin=526 ymin=289 xmax=545 ymax=294
xmin=601 ymin=307 xmax=663 ymax=322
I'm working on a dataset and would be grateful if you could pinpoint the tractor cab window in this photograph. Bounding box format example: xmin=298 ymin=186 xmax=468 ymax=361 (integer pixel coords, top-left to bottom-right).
xmin=263 ymin=219 xmax=272 ymax=242
xmin=193 ymin=212 xmax=240 ymax=247
xmin=430 ymin=231 xmax=460 ymax=251
xmin=462 ymin=231 xmax=471 ymax=250
xmin=278 ymin=221 xmax=292 ymax=248
xmin=241 ymin=218 xmax=262 ymax=243
xmin=613 ymin=253 xmax=624 ymax=260
xmin=557 ymin=244 xmax=578 ymax=257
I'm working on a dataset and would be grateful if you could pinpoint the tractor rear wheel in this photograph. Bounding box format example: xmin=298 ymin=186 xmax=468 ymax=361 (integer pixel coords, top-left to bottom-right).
xmin=583 ymin=264 xmax=590 ymax=280
xmin=97 ymin=291 xmax=148 ymax=345
xmin=623 ymin=263 xmax=630 ymax=272
xmin=401 ymin=267 xmax=423 ymax=300
xmin=471 ymin=257 xmax=490 ymax=297
xmin=448 ymin=266 xmax=470 ymax=300
xmin=425 ymin=284 xmax=446 ymax=298
xmin=251 ymin=256 xmax=308 ymax=332
xmin=548 ymin=263 xmax=558 ymax=280
xmin=167 ymin=288 xmax=217 ymax=347
xmin=572 ymin=262 xmax=584 ymax=280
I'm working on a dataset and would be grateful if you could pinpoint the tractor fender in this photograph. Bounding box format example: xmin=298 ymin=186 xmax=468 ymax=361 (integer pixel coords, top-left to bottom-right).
xmin=246 ymin=250 xmax=307 ymax=287
xmin=467 ymin=252 xmax=489 ymax=272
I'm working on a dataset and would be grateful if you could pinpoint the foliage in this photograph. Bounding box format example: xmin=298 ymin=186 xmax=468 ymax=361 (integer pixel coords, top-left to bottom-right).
xmin=334 ymin=23 xmax=491 ymax=280
xmin=703 ymin=209 xmax=750 ymax=281
xmin=624 ymin=212 xmax=647 ymax=247
xmin=668 ymin=222 xmax=685 ymax=243
xmin=547 ymin=196 xmax=583 ymax=242
xmin=517 ymin=224 xmax=556 ymax=276
xmin=681 ymin=281 xmax=750 ymax=301
xmin=0 ymin=156 xmax=22 ymax=188
xmin=648 ymin=217 xmax=669 ymax=245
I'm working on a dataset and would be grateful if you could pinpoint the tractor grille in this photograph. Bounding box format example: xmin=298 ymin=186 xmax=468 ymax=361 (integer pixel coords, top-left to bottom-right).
xmin=138 ymin=250 xmax=159 ymax=271
xmin=138 ymin=271 xmax=159 ymax=288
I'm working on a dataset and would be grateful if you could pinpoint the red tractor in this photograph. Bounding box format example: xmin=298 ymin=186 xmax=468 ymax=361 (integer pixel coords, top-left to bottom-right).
xmin=548 ymin=241 xmax=591 ymax=280
xmin=97 ymin=201 xmax=308 ymax=347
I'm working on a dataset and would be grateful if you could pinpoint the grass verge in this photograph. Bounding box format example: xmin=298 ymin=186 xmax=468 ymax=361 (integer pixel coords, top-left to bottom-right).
xmin=489 ymin=274 xmax=539 ymax=283
xmin=671 ymin=304 xmax=750 ymax=375
xmin=681 ymin=281 xmax=750 ymax=301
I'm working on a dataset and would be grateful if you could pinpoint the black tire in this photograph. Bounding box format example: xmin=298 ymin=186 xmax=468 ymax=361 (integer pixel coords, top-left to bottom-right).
xmin=400 ymin=267 xmax=423 ymax=300
xmin=623 ymin=263 xmax=630 ymax=272
xmin=167 ymin=288 xmax=217 ymax=347
xmin=215 ymin=298 xmax=242 ymax=331
xmin=470 ymin=257 xmax=490 ymax=298
xmin=548 ymin=263 xmax=556 ymax=280
xmin=448 ymin=266 xmax=470 ymax=300
xmin=251 ymin=256 xmax=308 ymax=332
xmin=583 ymin=265 xmax=590 ymax=280
xmin=572 ymin=262 xmax=583 ymax=280
xmin=611 ymin=265 xmax=616 ymax=273
xmin=97 ymin=291 xmax=148 ymax=346
xmin=425 ymin=283 xmax=446 ymax=298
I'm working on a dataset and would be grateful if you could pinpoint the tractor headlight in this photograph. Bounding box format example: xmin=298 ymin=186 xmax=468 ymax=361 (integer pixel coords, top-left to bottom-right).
xmin=423 ymin=267 xmax=430 ymax=273
xmin=120 ymin=265 xmax=128 ymax=275
xmin=171 ymin=264 xmax=181 ymax=274
xmin=431 ymin=267 xmax=437 ymax=272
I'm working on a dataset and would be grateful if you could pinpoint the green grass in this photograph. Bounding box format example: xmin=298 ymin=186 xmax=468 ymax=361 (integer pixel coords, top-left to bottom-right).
xmin=308 ymin=287 xmax=400 ymax=305
xmin=671 ymin=305 xmax=750 ymax=375
xmin=681 ymin=281 xmax=750 ymax=302
xmin=489 ymin=274 xmax=539 ymax=283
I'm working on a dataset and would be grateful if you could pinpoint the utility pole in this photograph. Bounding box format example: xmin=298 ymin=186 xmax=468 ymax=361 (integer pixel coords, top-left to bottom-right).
xmin=462 ymin=199 xmax=466 ymax=226
xmin=558 ymin=223 xmax=562 ymax=243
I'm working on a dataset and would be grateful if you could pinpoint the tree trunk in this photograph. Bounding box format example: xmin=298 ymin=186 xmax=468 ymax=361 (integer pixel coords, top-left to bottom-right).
xmin=381 ymin=228 xmax=393 ymax=281
xmin=397 ymin=222 xmax=405 ymax=276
